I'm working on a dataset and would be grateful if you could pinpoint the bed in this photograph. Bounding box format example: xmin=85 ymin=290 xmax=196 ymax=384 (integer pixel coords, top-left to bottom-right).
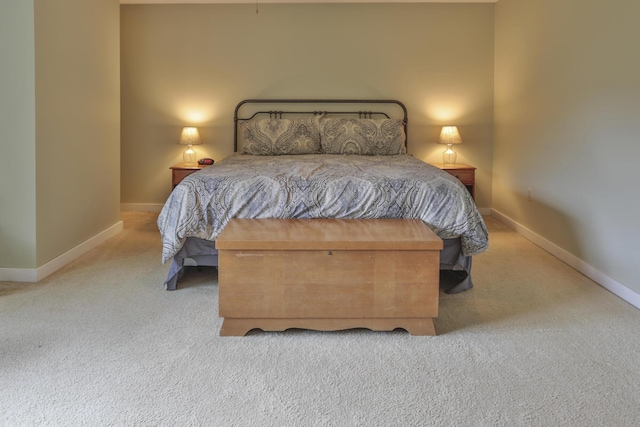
xmin=157 ymin=99 xmax=489 ymax=293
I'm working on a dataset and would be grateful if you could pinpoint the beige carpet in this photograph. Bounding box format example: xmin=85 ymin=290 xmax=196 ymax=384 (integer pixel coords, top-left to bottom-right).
xmin=1 ymin=212 xmax=639 ymax=426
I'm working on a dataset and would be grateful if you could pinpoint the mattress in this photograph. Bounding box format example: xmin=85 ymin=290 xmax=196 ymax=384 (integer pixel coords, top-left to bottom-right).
xmin=158 ymin=153 xmax=489 ymax=264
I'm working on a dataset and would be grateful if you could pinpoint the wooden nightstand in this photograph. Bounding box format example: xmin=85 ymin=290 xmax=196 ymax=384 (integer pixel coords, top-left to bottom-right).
xmin=431 ymin=163 xmax=476 ymax=200
xmin=170 ymin=163 xmax=205 ymax=188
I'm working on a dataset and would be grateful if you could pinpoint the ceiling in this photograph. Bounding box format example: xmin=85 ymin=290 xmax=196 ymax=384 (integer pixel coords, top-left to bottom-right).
xmin=120 ymin=1 xmax=498 ymax=4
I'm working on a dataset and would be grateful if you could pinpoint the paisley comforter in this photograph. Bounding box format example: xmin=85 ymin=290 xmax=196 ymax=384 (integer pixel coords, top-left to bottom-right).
xmin=158 ymin=154 xmax=489 ymax=264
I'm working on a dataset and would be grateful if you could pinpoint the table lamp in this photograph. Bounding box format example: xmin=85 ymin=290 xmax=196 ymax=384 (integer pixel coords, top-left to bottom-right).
xmin=439 ymin=126 xmax=462 ymax=165
xmin=179 ymin=127 xmax=202 ymax=165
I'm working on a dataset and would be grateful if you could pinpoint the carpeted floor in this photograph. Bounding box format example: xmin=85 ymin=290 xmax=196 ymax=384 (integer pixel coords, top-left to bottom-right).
xmin=1 ymin=212 xmax=639 ymax=426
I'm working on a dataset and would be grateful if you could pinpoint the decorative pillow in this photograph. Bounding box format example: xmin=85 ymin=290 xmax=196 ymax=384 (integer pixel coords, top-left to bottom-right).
xmin=319 ymin=118 xmax=407 ymax=155
xmin=240 ymin=117 xmax=321 ymax=155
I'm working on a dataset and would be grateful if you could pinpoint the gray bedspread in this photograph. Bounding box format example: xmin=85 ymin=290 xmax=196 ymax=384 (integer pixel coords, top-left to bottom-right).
xmin=158 ymin=154 xmax=488 ymax=264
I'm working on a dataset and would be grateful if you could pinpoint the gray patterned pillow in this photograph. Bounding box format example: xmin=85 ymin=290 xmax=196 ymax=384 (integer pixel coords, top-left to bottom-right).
xmin=240 ymin=118 xmax=321 ymax=155
xmin=319 ymin=118 xmax=407 ymax=155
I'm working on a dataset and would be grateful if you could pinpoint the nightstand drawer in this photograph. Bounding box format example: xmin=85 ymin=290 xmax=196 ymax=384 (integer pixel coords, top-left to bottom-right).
xmin=170 ymin=163 xmax=206 ymax=188
xmin=448 ymin=170 xmax=474 ymax=185
xmin=173 ymin=169 xmax=197 ymax=185
xmin=430 ymin=163 xmax=476 ymax=201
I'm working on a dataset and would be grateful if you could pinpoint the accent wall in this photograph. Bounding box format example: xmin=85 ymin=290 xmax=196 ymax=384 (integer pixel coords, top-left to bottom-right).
xmin=120 ymin=3 xmax=495 ymax=209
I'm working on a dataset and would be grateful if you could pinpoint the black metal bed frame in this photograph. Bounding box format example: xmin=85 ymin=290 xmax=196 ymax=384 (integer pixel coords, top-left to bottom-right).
xmin=233 ymin=99 xmax=408 ymax=152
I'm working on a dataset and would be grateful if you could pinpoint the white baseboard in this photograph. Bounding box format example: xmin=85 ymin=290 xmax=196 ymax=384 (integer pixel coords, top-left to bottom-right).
xmin=120 ymin=203 xmax=163 ymax=213
xmin=0 ymin=221 xmax=124 ymax=283
xmin=492 ymin=209 xmax=640 ymax=310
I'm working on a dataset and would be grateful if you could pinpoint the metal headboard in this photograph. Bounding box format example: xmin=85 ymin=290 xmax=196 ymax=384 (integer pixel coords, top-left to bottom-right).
xmin=233 ymin=99 xmax=408 ymax=152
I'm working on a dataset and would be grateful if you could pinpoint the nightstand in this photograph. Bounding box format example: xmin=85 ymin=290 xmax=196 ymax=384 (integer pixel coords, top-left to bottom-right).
xmin=170 ymin=163 xmax=205 ymax=188
xmin=431 ymin=163 xmax=476 ymax=200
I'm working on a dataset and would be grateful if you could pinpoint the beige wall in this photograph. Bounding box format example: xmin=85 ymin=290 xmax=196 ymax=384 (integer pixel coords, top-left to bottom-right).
xmin=120 ymin=3 xmax=495 ymax=208
xmin=0 ymin=0 xmax=121 ymax=270
xmin=0 ymin=1 xmax=37 ymax=268
xmin=494 ymin=0 xmax=640 ymax=292
xmin=34 ymin=0 xmax=121 ymax=265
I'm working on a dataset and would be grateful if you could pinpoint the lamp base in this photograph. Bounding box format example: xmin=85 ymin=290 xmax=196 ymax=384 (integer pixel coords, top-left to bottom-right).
xmin=183 ymin=146 xmax=197 ymax=165
xmin=443 ymin=144 xmax=457 ymax=166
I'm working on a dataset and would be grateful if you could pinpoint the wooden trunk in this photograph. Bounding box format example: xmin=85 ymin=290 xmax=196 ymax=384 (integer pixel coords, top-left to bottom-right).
xmin=216 ymin=219 xmax=443 ymax=336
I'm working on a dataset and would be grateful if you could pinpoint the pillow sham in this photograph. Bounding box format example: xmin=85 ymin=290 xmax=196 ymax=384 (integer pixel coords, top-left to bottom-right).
xmin=319 ymin=118 xmax=407 ymax=155
xmin=240 ymin=117 xmax=321 ymax=155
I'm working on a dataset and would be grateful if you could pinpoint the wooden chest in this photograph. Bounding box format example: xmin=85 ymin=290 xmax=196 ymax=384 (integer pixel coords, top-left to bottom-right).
xmin=215 ymin=218 xmax=443 ymax=336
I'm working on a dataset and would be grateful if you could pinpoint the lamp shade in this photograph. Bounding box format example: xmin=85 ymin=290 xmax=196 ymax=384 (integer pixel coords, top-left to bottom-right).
xmin=438 ymin=126 xmax=462 ymax=145
xmin=179 ymin=127 xmax=202 ymax=146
